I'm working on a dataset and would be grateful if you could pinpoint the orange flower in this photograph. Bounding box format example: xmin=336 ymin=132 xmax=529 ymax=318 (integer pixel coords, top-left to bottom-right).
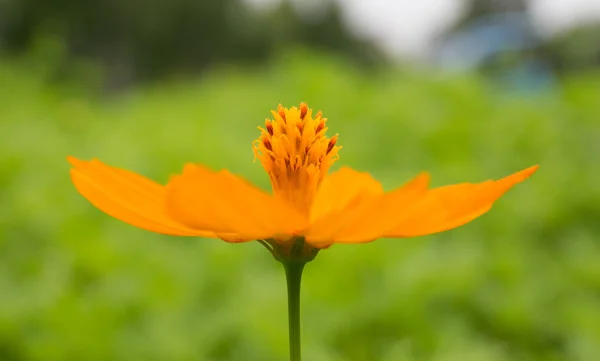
xmin=68 ymin=103 xmax=537 ymax=255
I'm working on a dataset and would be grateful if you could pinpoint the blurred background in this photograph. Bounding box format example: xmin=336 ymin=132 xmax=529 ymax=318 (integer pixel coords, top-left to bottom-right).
xmin=1 ymin=0 xmax=599 ymax=360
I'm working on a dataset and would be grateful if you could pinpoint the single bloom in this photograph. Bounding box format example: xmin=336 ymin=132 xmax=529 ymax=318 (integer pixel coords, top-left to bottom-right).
xmin=68 ymin=103 xmax=538 ymax=257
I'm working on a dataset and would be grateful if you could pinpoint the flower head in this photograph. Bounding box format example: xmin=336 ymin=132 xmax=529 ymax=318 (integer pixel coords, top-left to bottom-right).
xmin=253 ymin=103 xmax=340 ymax=218
xmin=68 ymin=103 xmax=538 ymax=259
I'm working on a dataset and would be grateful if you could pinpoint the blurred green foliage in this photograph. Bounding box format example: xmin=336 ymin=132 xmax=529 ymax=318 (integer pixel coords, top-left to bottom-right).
xmin=1 ymin=51 xmax=599 ymax=361
xmin=0 ymin=0 xmax=381 ymax=88
xmin=542 ymin=23 xmax=600 ymax=73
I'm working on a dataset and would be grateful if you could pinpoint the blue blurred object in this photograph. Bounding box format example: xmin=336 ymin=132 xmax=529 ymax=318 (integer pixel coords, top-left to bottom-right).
xmin=433 ymin=12 xmax=556 ymax=92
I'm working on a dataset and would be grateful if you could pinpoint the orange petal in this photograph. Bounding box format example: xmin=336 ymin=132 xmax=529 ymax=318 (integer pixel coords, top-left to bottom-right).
xmin=305 ymin=171 xmax=430 ymax=246
xmin=384 ymin=165 xmax=539 ymax=237
xmin=309 ymin=167 xmax=384 ymax=223
xmin=68 ymin=156 xmax=217 ymax=237
xmin=165 ymin=164 xmax=305 ymax=241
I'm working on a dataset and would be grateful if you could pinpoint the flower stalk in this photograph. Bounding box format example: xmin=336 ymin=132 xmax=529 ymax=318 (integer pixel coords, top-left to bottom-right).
xmin=283 ymin=261 xmax=305 ymax=361
xmin=268 ymin=237 xmax=316 ymax=361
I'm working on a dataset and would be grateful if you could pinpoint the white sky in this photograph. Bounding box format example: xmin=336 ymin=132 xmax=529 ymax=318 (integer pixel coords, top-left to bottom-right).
xmin=244 ymin=0 xmax=600 ymax=59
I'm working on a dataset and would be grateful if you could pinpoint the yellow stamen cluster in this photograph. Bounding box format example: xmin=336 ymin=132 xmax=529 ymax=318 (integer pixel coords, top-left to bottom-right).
xmin=253 ymin=103 xmax=341 ymax=217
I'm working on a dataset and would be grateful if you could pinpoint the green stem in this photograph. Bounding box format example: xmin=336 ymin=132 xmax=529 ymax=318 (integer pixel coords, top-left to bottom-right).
xmin=283 ymin=261 xmax=305 ymax=361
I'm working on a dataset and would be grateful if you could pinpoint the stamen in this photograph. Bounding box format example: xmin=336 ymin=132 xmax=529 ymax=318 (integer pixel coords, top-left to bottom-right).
xmin=266 ymin=121 xmax=274 ymax=136
xmin=315 ymin=120 xmax=325 ymax=135
xmin=300 ymin=103 xmax=308 ymax=120
xmin=278 ymin=106 xmax=286 ymax=123
xmin=327 ymin=136 xmax=338 ymax=155
xmin=264 ymin=138 xmax=273 ymax=151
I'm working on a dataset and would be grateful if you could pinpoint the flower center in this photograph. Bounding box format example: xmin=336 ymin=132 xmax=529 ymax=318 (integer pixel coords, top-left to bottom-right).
xmin=253 ymin=103 xmax=341 ymax=217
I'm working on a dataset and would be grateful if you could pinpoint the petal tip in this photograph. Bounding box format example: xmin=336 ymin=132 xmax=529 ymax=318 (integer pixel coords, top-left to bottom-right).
xmin=66 ymin=155 xmax=80 ymax=166
xmin=516 ymin=164 xmax=539 ymax=181
xmin=526 ymin=164 xmax=539 ymax=174
xmin=67 ymin=155 xmax=93 ymax=169
xmin=413 ymin=171 xmax=431 ymax=189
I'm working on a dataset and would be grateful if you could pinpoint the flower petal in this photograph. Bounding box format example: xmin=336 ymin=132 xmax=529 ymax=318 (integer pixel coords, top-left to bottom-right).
xmin=68 ymin=157 xmax=216 ymax=237
xmin=309 ymin=167 xmax=384 ymax=223
xmin=305 ymin=171 xmax=430 ymax=246
xmin=384 ymin=165 xmax=539 ymax=237
xmin=165 ymin=164 xmax=305 ymax=242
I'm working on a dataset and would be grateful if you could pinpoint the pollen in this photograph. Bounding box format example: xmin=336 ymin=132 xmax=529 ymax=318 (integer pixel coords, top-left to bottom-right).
xmin=253 ymin=103 xmax=341 ymax=217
